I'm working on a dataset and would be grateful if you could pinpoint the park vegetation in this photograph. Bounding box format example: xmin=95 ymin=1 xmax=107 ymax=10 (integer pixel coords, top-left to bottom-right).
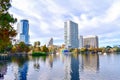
xmin=79 ymin=46 xmax=120 ymax=54
xmin=0 ymin=0 xmax=17 ymax=53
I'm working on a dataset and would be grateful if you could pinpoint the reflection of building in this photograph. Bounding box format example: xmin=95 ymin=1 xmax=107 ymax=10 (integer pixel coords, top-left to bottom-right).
xmin=17 ymin=19 xmax=30 ymax=44
xmin=62 ymin=54 xmax=80 ymax=80
xmin=64 ymin=20 xmax=79 ymax=48
xmin=70 ymin=56 xmax=79 ymax=80
xmin=83 ymin=36 xmax=98 ymax=48
xmin=81 ymin=54 xmax=99 ymax=72
xmin=63 ymin=55 xmax=71 ymax=80
xmin=79 ymin=35 xmax=83 ymax=49
xmin=18 ymin=62 xmax=28 ymax=80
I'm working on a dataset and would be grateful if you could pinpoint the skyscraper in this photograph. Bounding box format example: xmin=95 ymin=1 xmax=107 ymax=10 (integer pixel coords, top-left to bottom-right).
xmin=17 ymin=19 xmax=29 ymax=44
xmin=79 ymin=35 xmax=83 ymax=49
xmin=83 ymin=36 xmax=98 ymax=48
xmin=47 ymin=37 xmax=53 ymax=47
xmin=64 ymin=20 xmax=79 ymax=48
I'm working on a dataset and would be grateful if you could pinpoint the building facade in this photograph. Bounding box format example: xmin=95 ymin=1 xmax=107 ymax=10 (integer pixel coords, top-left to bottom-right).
xmin=79 ymin=35 xmax=83 ymax=49
xmin=64 ymin=20 xmax=79 ymax=48
xmin=83 ymin=36 xmax=98 ymax=48
xmin=47 ymin=38 xmax=53 ymax=47
xmin=17 ymin=20 xmax=29 ymax=44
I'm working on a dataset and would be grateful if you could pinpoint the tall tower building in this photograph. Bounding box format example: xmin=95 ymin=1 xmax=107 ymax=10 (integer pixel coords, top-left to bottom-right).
xmin=17 ymin=19 xmax=29 ymax=44
xmin=47 ymin=38 xmax=53 ymax=47
xmin=83 ymin=36 xmax=98 ymax=48
xmin=64 ymin=20 xmax=79 ymax=48
xmin=79 ymin=35 xmax=83 ymax=49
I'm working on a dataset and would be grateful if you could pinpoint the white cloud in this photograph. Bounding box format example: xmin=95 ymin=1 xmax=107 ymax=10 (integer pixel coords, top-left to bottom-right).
xmin=9 ymin=0 xmax=120 ymax=46
xmin=101 ymin=1 xmax=120 ymax=23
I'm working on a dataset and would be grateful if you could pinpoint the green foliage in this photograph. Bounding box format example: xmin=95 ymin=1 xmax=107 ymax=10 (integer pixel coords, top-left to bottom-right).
xmin=80 ymin=48 xmax=87 ymax=52
xmin=41 ymin=45 xmax=49 ymax=52
xmin=0 ymin=0 xmax=17 ymax=52
xmin=32 ymin=52 xmax=47 ymax=56
xmin=34 ymin=41 xmax=40 ymax=48
xmin=69 ymin=48 xmax=74 ymax=52
xmin=113 ymin=46 xmax=120 ymax=52
xmin=15 ymin=42 xmax=30 ymax=53
xmin=0 ymin=0 xmax=11 ymax=11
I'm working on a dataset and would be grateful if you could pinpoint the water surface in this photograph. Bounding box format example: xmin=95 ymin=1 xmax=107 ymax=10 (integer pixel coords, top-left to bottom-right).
xmin=0 ymin=53 xmax=120 ymax=80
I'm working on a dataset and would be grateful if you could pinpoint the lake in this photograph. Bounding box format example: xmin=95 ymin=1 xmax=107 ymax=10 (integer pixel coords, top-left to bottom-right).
xmin=0 ymin=53 xmax=120 ymax=80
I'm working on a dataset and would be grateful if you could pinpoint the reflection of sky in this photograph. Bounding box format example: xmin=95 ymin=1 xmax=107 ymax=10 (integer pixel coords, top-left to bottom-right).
xmin=27 ymin=57 xmax=65 ymax=80
xmin=2 ymin=54 xmax=120 ymax=80
xmin=4 ymin=63 xmax=18 ymax=80
xmin=0 ymin=63 xmax=7 ymax=79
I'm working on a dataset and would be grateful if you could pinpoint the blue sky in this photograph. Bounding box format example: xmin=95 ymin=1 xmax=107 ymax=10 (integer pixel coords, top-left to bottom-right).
xmin=9 ymin=0 xmax=120 ymax=47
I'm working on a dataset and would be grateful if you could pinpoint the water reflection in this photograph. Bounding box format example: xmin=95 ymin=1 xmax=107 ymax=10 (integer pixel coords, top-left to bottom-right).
xmin=47 ymin=55 xmax=54 ymax=68
xmin=81 ymin=53 xmax=99 ymax=73
xmin=0 ymin=62 xmax=7 ymax=79
xmin=63 ymin=54 xmax=71 ymax=80
xmin=18 ymin=62 xmax=28 ymax=80
xmin=11 ymin=56 xmax=29 ymax=80
xmin=2 ymin=53 xmax=120 ymax=80
xmin=33 ymin=57 xmax=40 ymax=71
xmin=70 ymin=54 xmax=80 ymax=80
xmin=62 ymin=53 xmax=80 ymax=80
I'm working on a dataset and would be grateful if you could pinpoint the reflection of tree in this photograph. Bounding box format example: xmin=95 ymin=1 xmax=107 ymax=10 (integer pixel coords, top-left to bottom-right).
xmin=11 ymin=56 xmax=29 ymax=67
xmin=33 ymin=57 xmax=40 ymax=71
xmin=41 ymin=56 xmax=47 ymax=62
xmin=0 ymin=62 xmax=7 ymax=79
xmin=48 ymin=55 xmax=53 ymax=68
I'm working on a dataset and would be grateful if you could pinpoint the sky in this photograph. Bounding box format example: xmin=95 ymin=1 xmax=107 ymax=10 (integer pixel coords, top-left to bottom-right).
xmin=9 ymin=0 xmax=120 ymax=47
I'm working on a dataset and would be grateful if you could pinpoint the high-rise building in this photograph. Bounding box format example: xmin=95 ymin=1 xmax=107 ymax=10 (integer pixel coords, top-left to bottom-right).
xmin=83 ymin=36 xmax=98 ymax=48
xmin=17 ymin=19 xmax=29 ymax=44
xmin=64 ymin=20 xmax=79 ymax=48
xmin=47 ymin=38 xmax=53 ymax=47
xmin=79 ymin=35 xmax=83 ymax=49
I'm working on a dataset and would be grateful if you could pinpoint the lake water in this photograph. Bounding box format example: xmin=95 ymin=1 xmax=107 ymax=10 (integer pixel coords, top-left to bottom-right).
xmin=0 ymin=53 xmax=120 ymax=80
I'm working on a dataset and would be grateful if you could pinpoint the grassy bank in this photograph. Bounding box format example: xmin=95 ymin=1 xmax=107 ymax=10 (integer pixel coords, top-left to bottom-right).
xmin=32 ymin=52 xmax=47 ymax=56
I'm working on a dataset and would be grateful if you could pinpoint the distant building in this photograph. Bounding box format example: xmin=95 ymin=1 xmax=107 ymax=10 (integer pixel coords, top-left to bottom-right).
xmin=83 ymin=36 xmax=98 ymax=48
xmin=64 ymin=20 xmax=79 ymax=48
xmin=17 ymin=19 xmax=30 ymax=44
xmin=79 ymin=35 xmax=83 ymax=49
xmin=47 ymin=38 xmax=53 ymax=47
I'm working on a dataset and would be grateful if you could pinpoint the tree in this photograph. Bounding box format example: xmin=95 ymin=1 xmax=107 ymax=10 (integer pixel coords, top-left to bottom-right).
xmin=0 ymin=0 xmax=17 ymax=52
xmin=41 ymin=45 xmax=49 ymax=52
xmin=34 ymin=41 xmax=40 ymax=48
xmin=16 ymin=42 xmax=30 ymax=53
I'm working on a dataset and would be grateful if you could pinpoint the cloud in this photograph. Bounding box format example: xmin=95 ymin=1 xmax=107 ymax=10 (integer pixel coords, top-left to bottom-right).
xmin=9 ymin=0 xmax=120 ymax=47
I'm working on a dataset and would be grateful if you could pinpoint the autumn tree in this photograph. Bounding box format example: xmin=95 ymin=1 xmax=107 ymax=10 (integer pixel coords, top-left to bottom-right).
xmin=0 ymin=0 xmax=17 ymax=52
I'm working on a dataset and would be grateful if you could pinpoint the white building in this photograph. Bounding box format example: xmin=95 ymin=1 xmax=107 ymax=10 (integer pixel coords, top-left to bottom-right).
xmin=64 ymin=20 xmax=79 ymax=48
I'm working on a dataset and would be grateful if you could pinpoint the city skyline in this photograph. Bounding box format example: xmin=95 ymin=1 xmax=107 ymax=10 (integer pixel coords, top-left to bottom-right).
xmin=9 ymin=0 xmax=120 ymax=47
